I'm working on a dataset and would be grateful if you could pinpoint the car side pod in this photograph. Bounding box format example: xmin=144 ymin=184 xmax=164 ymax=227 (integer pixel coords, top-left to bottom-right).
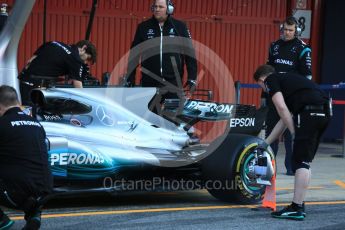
xmin=201 ymin=133 xmax=276 ymax=204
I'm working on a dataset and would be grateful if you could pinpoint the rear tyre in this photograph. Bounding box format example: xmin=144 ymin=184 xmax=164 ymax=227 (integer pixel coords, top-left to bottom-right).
xmin=202 ymin=134 xmax=275 ymax=204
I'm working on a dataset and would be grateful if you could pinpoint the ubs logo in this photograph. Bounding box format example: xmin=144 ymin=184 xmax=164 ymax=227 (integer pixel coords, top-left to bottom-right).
xmin=96 ymin=106 xmax=115 ymax=126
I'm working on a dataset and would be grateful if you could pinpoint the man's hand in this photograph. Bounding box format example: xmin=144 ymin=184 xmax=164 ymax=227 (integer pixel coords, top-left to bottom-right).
xmin=124 ymin=78 xmax=134 ymax=87
xmin=255 ymin=141 xmax=269 ymax=156
xmin=73 ymin=80 xmax=83 ymax=88
xmin=124 ymin=81 xmax=134 ymax=87
xmin=257 ymin=141 xmax=269 ymax=150
xmin=120 ymin=74 xmax=134 ymax=87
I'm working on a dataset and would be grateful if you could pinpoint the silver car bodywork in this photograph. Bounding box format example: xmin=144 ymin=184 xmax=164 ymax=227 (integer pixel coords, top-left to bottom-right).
xmin=34 ymin=87 xmax=216 ymax=180
xmin=31 ymin=87 xmax=269 ymax=181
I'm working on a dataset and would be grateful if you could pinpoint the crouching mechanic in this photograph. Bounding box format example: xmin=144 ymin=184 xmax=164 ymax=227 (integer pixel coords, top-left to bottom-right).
xmin=0 ymin=86 xmax=52 ymax=230
xmin=253 ymin=65 xmax=330 ymax=220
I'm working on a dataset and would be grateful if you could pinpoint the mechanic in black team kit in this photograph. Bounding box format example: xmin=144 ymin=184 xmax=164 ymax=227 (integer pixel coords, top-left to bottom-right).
xmin=254 ymin=65 xmax=330 ymax=220
xmin=126 ymin=0 xmax=197 ymax=104
xmin=265 ymin=16 xmax=312 ymax=175
xmin=18 ymin=40 xmax=97 ymax=105
xmin=0 ymin=85 xmax=52 ymax=230
xmin=268 ymin=16 xmax=312 ymax=79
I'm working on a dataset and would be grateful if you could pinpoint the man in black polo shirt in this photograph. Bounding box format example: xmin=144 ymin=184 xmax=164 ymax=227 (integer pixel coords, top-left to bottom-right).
xmin=18 ymin=40 xmax=97 ymax=105
xmin=253 ymin=65 xmax=330 ymax=220
xmin=0 ymin=85 xmax=52 ymax=229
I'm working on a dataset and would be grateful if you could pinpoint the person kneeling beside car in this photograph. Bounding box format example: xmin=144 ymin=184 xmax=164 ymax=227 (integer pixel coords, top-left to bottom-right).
xmin=0 ymin=85 xmax=52 ymax=230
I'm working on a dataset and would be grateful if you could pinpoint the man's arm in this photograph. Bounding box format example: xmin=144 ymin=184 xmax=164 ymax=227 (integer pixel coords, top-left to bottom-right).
xmin=266 ymin=119 xmax=286 ymax=144
xmin=72 ymin=80 xmax=83 ymax=88
xmin=181 ymin=22 xmax=197 ymax=83
xmin=66 ymin=46 xmax=89 ymax=87
xmin=271 ymin=92 xmax=295 ymax=134
xmin=298 ymin=45 xmax=312 ymax=80
xmin=69 ymin=63 xmax=89 ymax=88
xmin=266 ymin=42 xmax=275 ymax=65
xmin=24 ymin=55 xmax=37 ymax=69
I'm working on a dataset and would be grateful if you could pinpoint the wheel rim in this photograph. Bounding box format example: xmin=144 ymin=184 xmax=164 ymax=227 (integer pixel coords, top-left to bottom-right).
xmin=240 ymin=150 xmax=264 ymax=193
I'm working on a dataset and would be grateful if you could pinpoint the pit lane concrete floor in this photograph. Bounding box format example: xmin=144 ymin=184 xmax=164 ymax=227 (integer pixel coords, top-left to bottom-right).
xmin=275 ymin=142 xmax=345 ymax=202
xmin=4 ymin=142 xmax=345 ymax=229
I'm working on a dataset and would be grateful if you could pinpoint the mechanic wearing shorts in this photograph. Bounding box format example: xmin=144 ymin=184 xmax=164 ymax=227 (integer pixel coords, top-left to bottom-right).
xmin=254 ymin=65 xmax=330 ymax=220
xmin=18 ymin=40 xmax=97 ymax=106
xmin=0 ymin=85 xmax=52 ymax=230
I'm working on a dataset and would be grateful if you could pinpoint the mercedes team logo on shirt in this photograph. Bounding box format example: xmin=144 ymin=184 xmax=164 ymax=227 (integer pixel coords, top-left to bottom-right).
xmin=274 ymin=45 xmax=279 ymax=51
xmin=147 ymin=29 xmax=154 ymax=35
xmin=96 ymin=105 xmax=115 ymax=126
xmin=291 ymin=46 xmax=297 ymax=53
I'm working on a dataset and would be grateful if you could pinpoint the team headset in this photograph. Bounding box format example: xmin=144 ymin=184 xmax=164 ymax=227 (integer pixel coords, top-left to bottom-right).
xmin=280 ymin=16 xmax=302 ymax=37
xmin=151 ymin=0 xmax=174 ymax=15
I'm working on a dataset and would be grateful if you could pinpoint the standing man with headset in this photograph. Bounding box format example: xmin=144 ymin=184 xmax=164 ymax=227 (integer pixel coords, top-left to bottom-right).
xmin=126 ymin=0 xmax=197 ymax=107
xmin=264 ymin=16 xmax=312 ymax=175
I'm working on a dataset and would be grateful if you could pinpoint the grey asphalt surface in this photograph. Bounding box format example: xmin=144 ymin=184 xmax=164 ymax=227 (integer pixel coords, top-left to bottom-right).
xmin=4 ymin=142 xmax=345 ymax=229
xmin=22 ymin=204 xmax=345 ymax=230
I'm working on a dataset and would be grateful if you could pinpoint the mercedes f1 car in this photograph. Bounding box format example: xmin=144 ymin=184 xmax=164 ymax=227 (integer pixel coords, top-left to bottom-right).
xmin=30 ymin=87 xmax=275 ymax=204
xmin=0 ymin=0 xmax=274 ymax=204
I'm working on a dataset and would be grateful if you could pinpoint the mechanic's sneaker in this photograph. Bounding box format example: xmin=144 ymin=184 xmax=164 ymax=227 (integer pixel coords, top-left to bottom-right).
xmin=301 ymin=202 xmax=306 ymax=217
xmin=271 ymin=203 xmax=305 ymax=220
xmin=22 ymin=212 xmax=41 ymax=230
xmin=0 ymin=213 xmax=14 ymax=230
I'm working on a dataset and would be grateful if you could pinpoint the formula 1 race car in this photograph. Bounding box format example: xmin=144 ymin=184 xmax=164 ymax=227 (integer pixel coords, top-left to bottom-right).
xmin=30 ymin=87 xmax=275 ymax=204
xmin=0 ymin=0 xmax=275 ymax=205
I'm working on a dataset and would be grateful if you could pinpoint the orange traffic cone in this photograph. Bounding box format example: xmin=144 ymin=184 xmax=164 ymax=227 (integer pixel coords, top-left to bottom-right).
xmin=262 ymin=160 xmax=276 ymax=211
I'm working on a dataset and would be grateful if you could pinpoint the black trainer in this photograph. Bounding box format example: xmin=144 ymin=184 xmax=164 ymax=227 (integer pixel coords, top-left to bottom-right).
xmin=271 ymin=204 xmax=305 ymax=220
xmin=302 ymin=202 xmax=306 ymax=217
xmin=0 ymin=214 xmax=14 ymax=230
xmin=22 ymin=211 xmax=41 ymax=230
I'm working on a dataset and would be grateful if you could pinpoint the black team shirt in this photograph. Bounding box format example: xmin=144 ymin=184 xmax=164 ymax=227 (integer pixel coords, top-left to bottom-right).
xmin=264 ymin=72 xmax=327 ymax=115
xmin=0 ymin=107 xmax=52 ymax=194
xmin=18 ymin=41 xmax=87 ymax=83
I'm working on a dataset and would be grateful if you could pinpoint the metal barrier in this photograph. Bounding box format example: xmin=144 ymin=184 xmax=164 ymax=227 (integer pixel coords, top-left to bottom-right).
xmin=234 ymin=81 xmax=241 ymax=104
xmin=332 ymin=100 xmax=345 ymax=158
xmin=238 ymin=83 xmax=345 ymax=158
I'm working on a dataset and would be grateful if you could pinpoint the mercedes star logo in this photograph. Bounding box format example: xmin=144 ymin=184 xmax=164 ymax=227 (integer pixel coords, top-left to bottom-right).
xmin=96 ymin=105 xmax=115 ymax=126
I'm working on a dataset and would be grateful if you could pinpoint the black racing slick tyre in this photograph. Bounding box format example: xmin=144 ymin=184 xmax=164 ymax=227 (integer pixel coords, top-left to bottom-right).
xmin=201 ymin=133 xmax=275 ymax=204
